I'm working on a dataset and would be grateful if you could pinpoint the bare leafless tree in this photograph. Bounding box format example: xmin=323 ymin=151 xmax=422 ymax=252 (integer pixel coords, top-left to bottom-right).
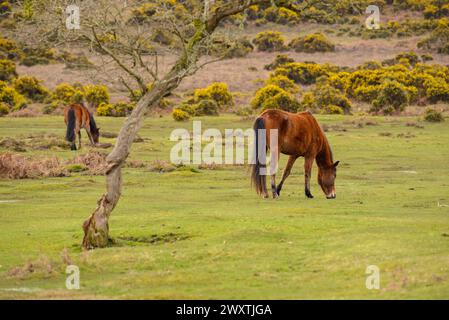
xmin=13 ymin=0 xmax=297 ymax=249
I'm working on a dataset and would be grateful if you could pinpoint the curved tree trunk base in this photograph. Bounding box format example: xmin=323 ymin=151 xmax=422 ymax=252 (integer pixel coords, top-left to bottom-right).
xmin=82 ymin=165 xmax=122 ymax=249
xmin=82 ymin=195 xmax=111 ymax=249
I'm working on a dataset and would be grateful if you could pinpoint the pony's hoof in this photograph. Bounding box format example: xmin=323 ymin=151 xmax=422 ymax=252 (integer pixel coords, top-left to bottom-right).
xmin=305 ymin=190 xmax=314 ymax=199
xmin=272 ymin=193 xmax=279 ymax=199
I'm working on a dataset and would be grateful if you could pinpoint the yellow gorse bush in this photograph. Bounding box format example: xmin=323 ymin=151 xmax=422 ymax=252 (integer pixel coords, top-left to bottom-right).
xmin=272 ymin=62 xmax=334 ymax=85
xmin=0 ymin=59 xmax=17 ymax=81
xmin=12 ymin=76 xmax=49 ymax=102
xmin=193 ymin=82 xmax=233 ymax=108
xmin=172 ymin=108 xmax=190 ymax=121
xmin=253 ymin=31 xmax=286 ymax=52
xmin=251 ymin=84 xmax=300 ymax=112
xmin=300 ymin=84 xmax=352 ymax=115
xmin=278 ymin=7 xmax=300 ymax=25
xmin=345 ymin=63 xmax=449 ymax=104
xmin=0 ymin=80 xmax=27 ymax=111
xmin=260 ymin=51 xmax=449 ymax=115
xmin=0 ymin=37 xmax=21 ymax=60
xmin=289 ymin=33 xmax=335 ymax=53
xmin=52 ymin=83 xmax=83 ymax=105
xmin=52 ymin=83 xmax=110 ymax=108
xmin=0 ymin=101 xmax=9 ymax=116
xmin=265 ymin=74 xmax=301 ymax=94
xmin=84 ymin=84 xmax=110 ymax=108
xmin=260 ymin=90 xmax=300 ymax=112
xmin=97 ymin=101 xmax=134 ymax=117
xmin=251 ymin=84 xmax=285 ymax=110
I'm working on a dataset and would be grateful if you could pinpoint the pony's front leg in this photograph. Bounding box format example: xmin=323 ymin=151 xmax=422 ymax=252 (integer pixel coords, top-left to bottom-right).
xmin=78 ymin=131 xmax=82 ymax=150
xmin=304 ymin=156 xmax=314 ymax=198
xmin=85 ymin=126 xmax=95 ymax=146
xmin=271 ymin=174 xmax=279 ymax=199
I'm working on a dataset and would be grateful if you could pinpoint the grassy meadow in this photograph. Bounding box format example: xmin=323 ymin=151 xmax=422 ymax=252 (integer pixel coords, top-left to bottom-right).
xmin=0 ymin=114 xmax=448 ymax=299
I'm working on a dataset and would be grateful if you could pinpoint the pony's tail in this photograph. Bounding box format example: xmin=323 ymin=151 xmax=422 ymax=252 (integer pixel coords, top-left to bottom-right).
xmin=66 ymin=108 xmax=77 ymax=150
xmin=251 ymin=117 xmax=267 ymax=196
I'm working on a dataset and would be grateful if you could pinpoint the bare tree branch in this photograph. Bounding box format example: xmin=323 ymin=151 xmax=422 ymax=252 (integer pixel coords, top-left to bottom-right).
xmin=90 ymin=26 xmax=148 ymax=93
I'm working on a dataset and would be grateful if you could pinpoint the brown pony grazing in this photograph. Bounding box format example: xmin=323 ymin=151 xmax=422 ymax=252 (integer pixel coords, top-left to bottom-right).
xmin=251 ymin=109 xmax=339 ymax=199
xmin=64 ymin=104 xmax=100 ymax=151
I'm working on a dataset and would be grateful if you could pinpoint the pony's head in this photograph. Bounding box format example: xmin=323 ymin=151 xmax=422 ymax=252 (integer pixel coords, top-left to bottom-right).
xmin=91 ymin=127 xmax=100 ymax=144
xmin=318 ymin=161 xmax=339 ymax=199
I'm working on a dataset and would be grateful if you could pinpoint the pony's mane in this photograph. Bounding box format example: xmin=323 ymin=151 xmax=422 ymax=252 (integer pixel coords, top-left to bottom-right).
xmin=316 ymin=134 xmax=334 ymax=168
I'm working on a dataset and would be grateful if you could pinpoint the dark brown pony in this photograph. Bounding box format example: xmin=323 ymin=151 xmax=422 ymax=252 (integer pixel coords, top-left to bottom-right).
xmin=64 ymin=104 xmax=100 ymax=150
xmin=251 ymin=109 xmax=339 ymax=199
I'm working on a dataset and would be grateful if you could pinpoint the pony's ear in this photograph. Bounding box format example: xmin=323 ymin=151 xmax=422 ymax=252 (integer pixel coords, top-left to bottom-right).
xmin=333 ymin=161 xmax=340 ymax=168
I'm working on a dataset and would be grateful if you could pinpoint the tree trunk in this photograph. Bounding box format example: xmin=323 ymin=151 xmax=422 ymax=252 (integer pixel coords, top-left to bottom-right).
xmin=82 ymin=81 xmax=173 ymax=249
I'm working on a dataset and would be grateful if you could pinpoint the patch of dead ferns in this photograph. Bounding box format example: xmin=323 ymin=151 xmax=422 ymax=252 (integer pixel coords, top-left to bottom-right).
xmin=0 ymin=151 xmax=109 ymax=179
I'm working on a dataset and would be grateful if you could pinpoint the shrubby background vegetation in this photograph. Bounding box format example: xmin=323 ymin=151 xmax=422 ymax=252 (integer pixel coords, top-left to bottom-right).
xmin=0 ymin=0 xmax=447 ymax=120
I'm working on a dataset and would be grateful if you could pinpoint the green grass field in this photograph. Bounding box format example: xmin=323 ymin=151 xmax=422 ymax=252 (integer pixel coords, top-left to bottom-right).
xmin=0 ymin=114 xmax=448 ymax=299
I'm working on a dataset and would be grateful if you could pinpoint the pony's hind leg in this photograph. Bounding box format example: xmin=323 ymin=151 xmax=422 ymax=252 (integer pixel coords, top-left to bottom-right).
xmin=70 ymin=127 xmax=77 ymax=150
xmin=269 ymin=144 xmax=280 ymax=199
xmin=276 ymin=155 xmax=297 ymax=196
xmin=75 ymin=123 xmax=81 ymax=150
xmin=71 ymin=138 xmax=77 ymax=151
